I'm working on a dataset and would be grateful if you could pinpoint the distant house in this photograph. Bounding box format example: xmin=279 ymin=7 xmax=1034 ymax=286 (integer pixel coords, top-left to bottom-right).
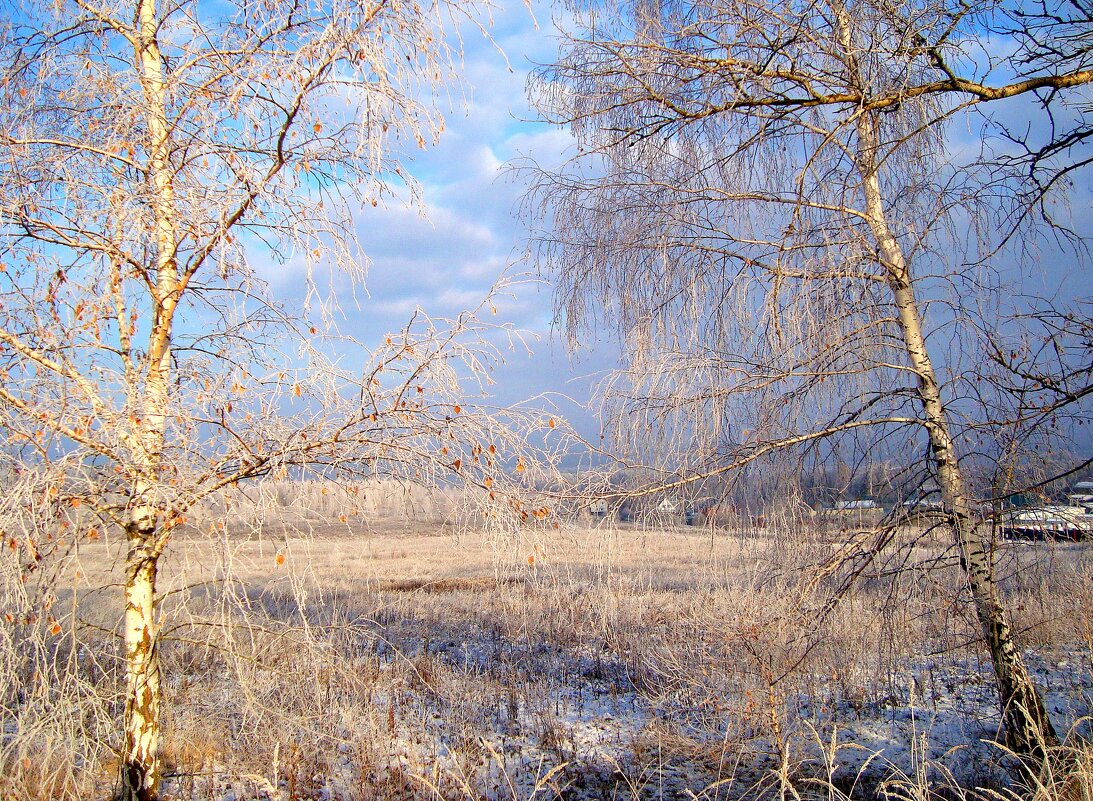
xmin=1003 ymin=492 xmax=1040 ymax=509
xmin=615 ymin=496 xmax=682 ymax=523
xmin=587 ymin=499 xmax=609 ymax=517
xmin=1068 ymin=481 xmax=1093 ymax=510
xmin=824 ymin=498 xmax=885 ymax=528
xmin=833 ymin=499 xmax=880 ymax=511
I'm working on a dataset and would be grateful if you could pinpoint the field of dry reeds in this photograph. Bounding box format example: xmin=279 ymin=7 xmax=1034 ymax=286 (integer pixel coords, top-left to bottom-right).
xmin=2 ymin=483 xmax=1091 ymax=800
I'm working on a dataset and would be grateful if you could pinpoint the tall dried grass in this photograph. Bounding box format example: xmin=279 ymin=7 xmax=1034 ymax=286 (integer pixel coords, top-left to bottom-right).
xmin=1 ymin=482 xmax=1089 ymax=799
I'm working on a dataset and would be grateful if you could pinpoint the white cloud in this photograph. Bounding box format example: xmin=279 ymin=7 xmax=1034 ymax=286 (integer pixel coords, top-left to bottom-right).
xmin=238 ymin=4 xmax=620 ymax=439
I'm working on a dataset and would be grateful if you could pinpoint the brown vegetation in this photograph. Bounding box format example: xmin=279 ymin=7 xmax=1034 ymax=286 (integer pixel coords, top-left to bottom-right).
xmin=2 ymin=493 xmax=1089 ymax=800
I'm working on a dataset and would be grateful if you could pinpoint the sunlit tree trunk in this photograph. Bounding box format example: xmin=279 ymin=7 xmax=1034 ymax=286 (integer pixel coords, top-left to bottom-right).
xmin=121 ymin=521 xmax=163 ymax=801
xmin=122 ymin=0 xmax=178 ymax=796
xmin=854 ymin=107 xmax=1058 ymax=760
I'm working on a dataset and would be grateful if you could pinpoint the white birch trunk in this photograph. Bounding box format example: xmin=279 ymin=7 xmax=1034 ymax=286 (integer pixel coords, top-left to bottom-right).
xmin=122 ymin=520 xmax=162 ymax=801
xmin=854 ymin=107 xmax=1057 ymax=761
xmin=121 ymin=1 xmax=178 ymax=797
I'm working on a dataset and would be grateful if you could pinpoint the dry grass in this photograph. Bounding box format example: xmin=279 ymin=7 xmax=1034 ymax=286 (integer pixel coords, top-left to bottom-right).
xmin=2 ymin=503 xmax=1091 ymax=800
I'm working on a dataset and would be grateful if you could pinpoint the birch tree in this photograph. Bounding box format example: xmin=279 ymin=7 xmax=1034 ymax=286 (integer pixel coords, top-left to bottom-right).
xmin=0 ymin=1 xmax=561 ymax=799
xmin=526 ymin=0 xmax=1092 ymax=766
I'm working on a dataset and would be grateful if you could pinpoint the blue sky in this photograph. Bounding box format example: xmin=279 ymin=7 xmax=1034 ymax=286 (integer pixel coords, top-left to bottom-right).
xmin=255 ymin=1 xmax=1091 ymax=448
xmin=257 ymin=1 xmax=618 ymax=441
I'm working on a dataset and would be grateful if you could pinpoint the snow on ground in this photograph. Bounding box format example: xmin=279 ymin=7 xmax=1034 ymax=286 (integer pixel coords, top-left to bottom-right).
xmin=801 ymin=644 xmax=1093 ymax=788
xmin=147 ymin=528 xmax=1092 ymax=800
xmin=203 ymin=637 xmax=1086 ymax=801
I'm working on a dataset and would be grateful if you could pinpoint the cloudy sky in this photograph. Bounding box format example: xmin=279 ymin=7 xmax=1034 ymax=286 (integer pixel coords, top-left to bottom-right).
xmin=306 ymin=1 xmax=616 ymax=439
xmin=277 ymin=2 xmax=1091 ymax=445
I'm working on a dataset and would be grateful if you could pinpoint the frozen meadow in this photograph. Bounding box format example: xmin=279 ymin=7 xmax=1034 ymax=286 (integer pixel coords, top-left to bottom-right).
xmin=5 ymin=500 xmax=1089 ymax=800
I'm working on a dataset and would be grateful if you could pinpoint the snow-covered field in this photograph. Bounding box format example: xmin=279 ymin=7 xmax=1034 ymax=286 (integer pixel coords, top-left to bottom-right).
xmin=6 ymin=520 xmax=1092 ymax=799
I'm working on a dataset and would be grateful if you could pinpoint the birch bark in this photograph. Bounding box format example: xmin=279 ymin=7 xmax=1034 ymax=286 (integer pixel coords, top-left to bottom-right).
xmin=854 ymin=107 xmax=1058 ymax=758
xmin=121 ymin=1 xmax=178 ymax=795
